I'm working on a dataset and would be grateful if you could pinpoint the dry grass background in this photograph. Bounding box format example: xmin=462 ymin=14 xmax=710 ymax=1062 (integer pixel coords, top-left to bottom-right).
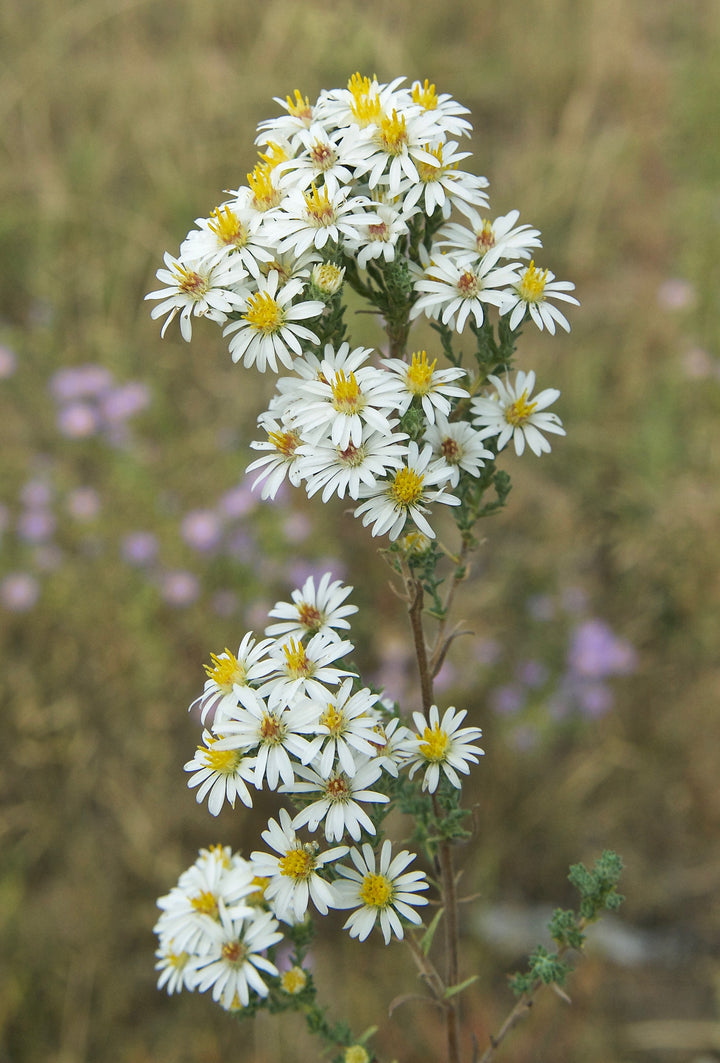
xmin=1 ymin=1 xmax=720 ymax=1061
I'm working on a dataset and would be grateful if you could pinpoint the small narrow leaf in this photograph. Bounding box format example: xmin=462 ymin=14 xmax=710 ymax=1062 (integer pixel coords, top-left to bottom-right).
xmin=443 ymin=974 xmax=479 ymax=1000
xmin=421 ymin=908 xmax=444 ymax=955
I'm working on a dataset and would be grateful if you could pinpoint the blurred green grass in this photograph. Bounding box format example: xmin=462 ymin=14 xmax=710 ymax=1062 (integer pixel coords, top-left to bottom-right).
xmin=2 ymin=1 xmax=720 ymax=1061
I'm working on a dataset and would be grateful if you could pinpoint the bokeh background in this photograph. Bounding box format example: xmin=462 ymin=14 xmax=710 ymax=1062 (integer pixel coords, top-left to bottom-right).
xmin=2 ymin=1 xmax=720 ymax=1060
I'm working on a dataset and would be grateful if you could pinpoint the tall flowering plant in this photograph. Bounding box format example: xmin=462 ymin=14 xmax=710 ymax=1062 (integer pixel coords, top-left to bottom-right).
xmin=148 ymin=74 xmax=622 ymax=1063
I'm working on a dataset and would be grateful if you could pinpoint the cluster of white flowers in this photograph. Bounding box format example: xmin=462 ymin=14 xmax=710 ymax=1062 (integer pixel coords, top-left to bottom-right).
xmin=155 ymin=573 xmax=484 ymax=1003
xmin=147 ymin=74 xmax=577 ymax=544
xmin=150 ymin=75 xmax=577 ymax=1017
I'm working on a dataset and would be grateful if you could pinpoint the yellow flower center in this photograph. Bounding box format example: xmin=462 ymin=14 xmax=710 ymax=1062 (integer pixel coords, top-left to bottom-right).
xmin=457 ymin=270 xmax=480 ymax=299
xmin=298 ymin=602 xmax=323 ymax=630
xmin=310 ymin=141 xmax=338 ymax=171
xmin=278 ymin=846 xmax=317 ymax=880
xmin=406 ymin=350 xmax=437 ymax=396
xmin=377 ymin=109 xmax=408 ymax=156
xmin=325 ymin=773 xmax=350 ymax=801
xmin=417 ymin=143 xmax=445 ymax=183
xmin=202 ymin=737 xmax=244 ymax=774
xmin=348 ymin=72 xmax=382 ymax=127
xmin=368 ymin=220 xmax=390 ymax=241
xmin=440 ymin=437 xmax=461 ymax=463
xmin=412 ymin=78 xmax=438 ymax=110
xmin=419 ymin=724 xmax=449 ymax=762
xmin=247 ymin=162 xmax=281 ymax=211
xmin=320 ymin=701 xmax=345 ymax=734
xmin=285 ymin=89 xmax=313 ymax=121
xmin=391 ymin=467 xmax=424 ymax=507
xmin=281 ymin=966 xmax=308 ymax=994
xmin=283 ymin=638 xmax=312 ymax=677
xmin=166 ymin=949 xmax=189 ymax=969
xmin=248 ymin=875 xmax=270 ymax=904
xmin=338 ymin=442 xmax=365 ymax=466
xmin=260 ymin=711 xmax=286 ymax=744
xmin=476 ymin=220 xmax=495 ymax=255
xmin=208 ymin=206 xmax=248 ymax=247
xmin=359 ymin=872 xmax=393 ymax=908
xmin=191 ymin=889 xmax=219 ymax=918
xmin=221 ymin=940 xmax=248 ymax=966
xmin=259 ymin=141 xmax=289 ymax=169
xmin=208 ymin=843 xmax=232 ymax=868
xmin=204 ymin=649 xmax=246 ymax=691
xmin=267 ymin=428 xmax=301 ymax=457
xmin=312 ymin=262 xmax=345 ymax=294
xmin=504 ymin=390 xmax=538 ymax=427
xmin=331 ymin=370 xmax=363 ymax=413
xmin=304 ymin=184 xmax=337 ymax=227
xmin=243 ymin=290 xmax=286 ymax=334
xmin=173 ymin=264 xmax=209 ymax=298
xmin=518 ymin=261 xmax=548 ymax=303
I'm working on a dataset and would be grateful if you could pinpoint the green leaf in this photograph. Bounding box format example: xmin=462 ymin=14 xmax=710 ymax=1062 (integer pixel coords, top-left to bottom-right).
xmin=443 ymin=974 xmax=479 ymax=999
xmin=421 ymin=908 xmax=444 ymax=955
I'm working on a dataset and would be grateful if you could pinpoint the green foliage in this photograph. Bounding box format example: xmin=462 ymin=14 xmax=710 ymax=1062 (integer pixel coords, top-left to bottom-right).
xmin=509 ymin=850 xmax=624 ymax=999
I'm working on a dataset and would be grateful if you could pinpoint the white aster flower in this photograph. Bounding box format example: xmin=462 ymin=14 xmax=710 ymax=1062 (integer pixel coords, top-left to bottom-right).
xmin=192 ymin=903 xmax=282 ymax=1010
xmin=184 ymin=729 xmax=256 ymax=816
xmin=275 ymin=123 xmax=366 ymax=197
xmin=146 ymin=251 xmax=249 ymax=341
xmin=382 ymin=349 xmax=468 ymax=425
xmin=499 ymin=260 xmax=580 ymax=334
xmin=423 ymin=415 xmax=494 ymax=486
xmin=256 ymin=89 xmax=318 ymax=146
xmin=293 ymin=344 xmax=402 ymax=449
xmin=410 ymin=251 xmax=520 ymax=333
xmin=246 ymin=415 xmax=304 ymax=500
xmin=406 ymin=704 xmax=484 ymax=793
xmin=397 ymin=140 xmax=489 ymax=218
xmin=190 ymin=633 xmax=276 ymax=728
xmin=313 ymin=678 xmax=383 ymax=777
xmin=351 ymin=106 xmax=443 ymax=197
xmin=296 ymin=424 xmax=408 ymax=503
xmin=366 ymin=714 xmax=414 ymax=778
xmin=439 ymin=207 xmax=542 ymax=263
xmin=334 ymin=840 xmax=429 ymax=944
xmin=181 ymin=201 xmax=274 ymax=278
xmin=356 ymin=202 xmax=409 ymax=270
xmin=224 ymin=270 xmax=324 ymax=373
xmin=288 ymin=757 xmax=389 ymax=842
xmin=214 ymin=688 xmax=322 ymax=791
xmin=155 ymin=846 xmax=255 ymax=958
xmin=470 ymin=370 xmax=565 ymax=457
xmin=265 ymin=572 xmax=358 ymax=641
xmin=260 ymin=631 xmax=356 ymax=707
xmin=409 ymin=78 xmax=473 ymax=139
xmin=354 ymin=441 xmax=460 ymax=541
xmin=155 ymin=942 xmax=196 ymax=995
xmin=250 ymin=808 xmax=347 ymax=922
xmin=266 ymin=184 xmax=379 ymax=257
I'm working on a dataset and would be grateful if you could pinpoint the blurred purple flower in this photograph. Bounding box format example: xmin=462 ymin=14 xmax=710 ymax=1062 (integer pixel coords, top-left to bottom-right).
xmin=220 ymin=483 xmax=256 ymax=519
xmin=211 ymin=590 xmax=239 ymax=617
xmin=475 ymin=637 xmax=502 ymax=666
xmin=180 ymin=509 xmax=223 ymax=553
xmin=517 ymin=659 xmax=549 ymax=688
xmin=1 ymin=572 xmax=40 ymax=611
xmin=159 ymin=569 xmax=200 ymax=607
xmin=526 ymin=594 xmax=555 ymax=621
xmin=20 ymin=479 xmax=53 ymax=508
xmin=57 ymin=402 xmax=100 ymax=438
xmin=50 ymin=364 xmax=113 ymax=401
xmin=568 ymin=618 xmax=637 ymax=679
xmin=656 ymin=278 xmax=695 ymax=312
xmin=121 ymin=531 xmax=159 ymax=567
xmin=0 ymin=344 xmax=17 ymax=379
xmin=17 ymin=509 xmax=56 ymax=543
xmin=576 ymin=681 xmax=614 ymax=718
xmin=100 ymin=382 xmax=151 ymax=422
xmin=282 ymin=511 xmax=312 ymax=543
xmin=67 ymin=487 xmax=101 ymax=521
xmin=489 ymin=683 xmax=526 ymax=715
